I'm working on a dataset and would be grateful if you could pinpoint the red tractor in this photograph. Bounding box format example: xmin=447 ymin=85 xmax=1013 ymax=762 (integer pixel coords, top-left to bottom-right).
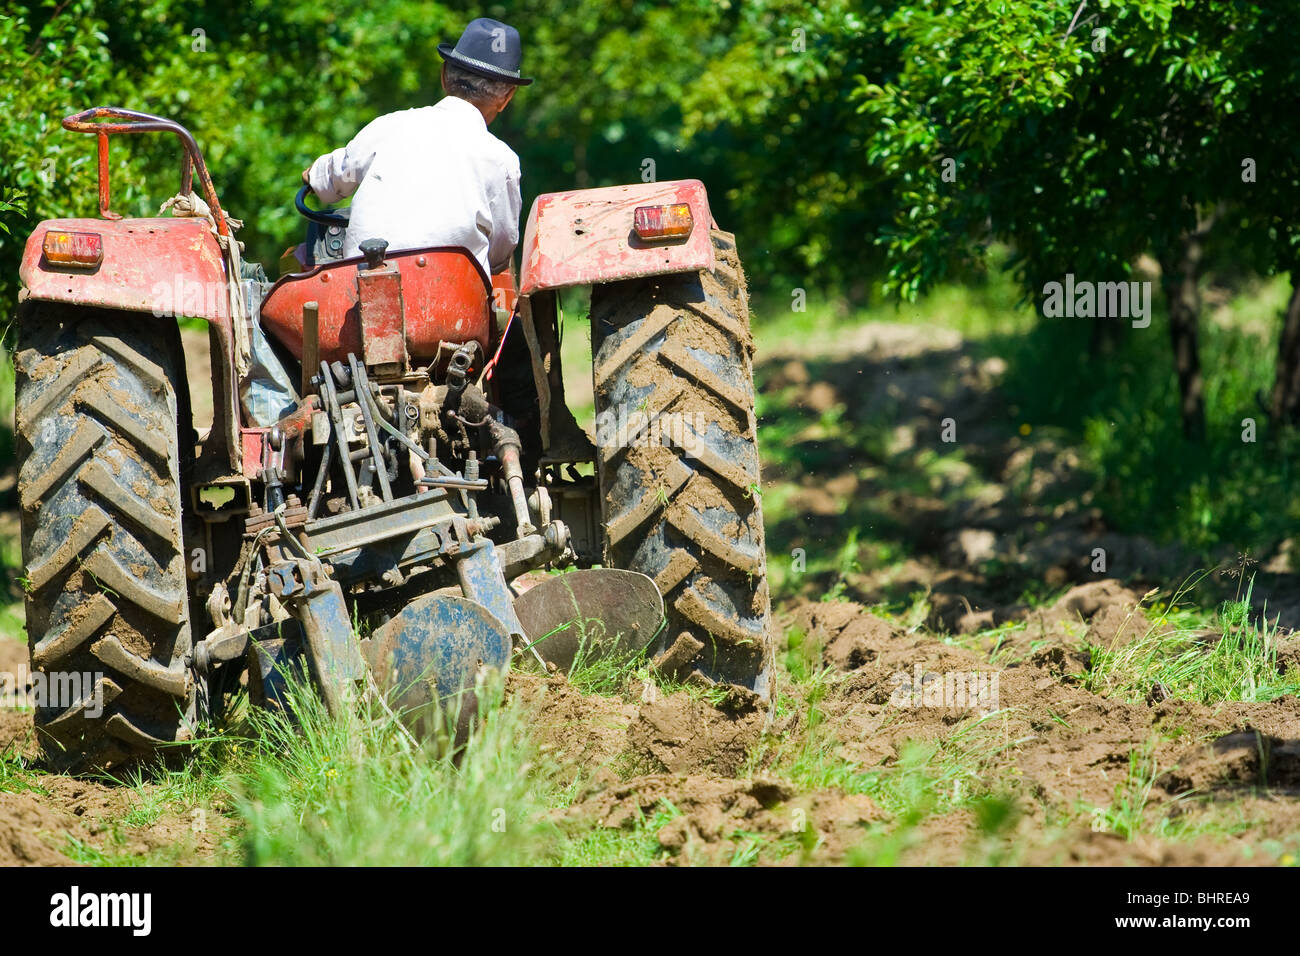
xmin=14 ymin=107 xmax=771 ymax=769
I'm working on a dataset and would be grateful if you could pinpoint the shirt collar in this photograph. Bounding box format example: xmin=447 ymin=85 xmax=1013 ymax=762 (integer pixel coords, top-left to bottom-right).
xmin=439 ymin=95 xmax=487 ymax=130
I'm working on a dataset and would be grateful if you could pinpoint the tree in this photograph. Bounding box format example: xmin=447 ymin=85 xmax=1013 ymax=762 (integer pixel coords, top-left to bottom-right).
xmin=855 ymin=0 xmax=1297 ymax=441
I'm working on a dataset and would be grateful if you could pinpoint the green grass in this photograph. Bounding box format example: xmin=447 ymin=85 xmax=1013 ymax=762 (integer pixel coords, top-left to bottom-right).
xmin=0 ymin=339 xmax=13 ymax=464
xmin=223 ymin=671 xmax=561 ymax=866
xmin=107 ymin=759 xmax=225 ymax=830
xmin=556 ymin=798 xmax=682 ymax=866
xmin=751 ymin=247 xmax=1037 ymax=354
xmin=0 ymin=747 xmax=44 ymax=796
xmin=557 ymin=287 xmax=595 ymax=429
xmin=973 ymin=279 xmax=1299 ymax=556
xmin=0 ymin=340 xmax=21 ymax=642
xmin=752 ymin=652 xmax=1039 ymax=864
xmin=1088 ymin=740 xmax=1166 ymax=841
xmin=61 ymin=829 xmax=216 ymax=867
xmin=765 ymin=610 xmax=1297 ymax=864
xmin=0 ymin=746 xmax=236 ymax=866
xmin=0 ymin=533 xmax=25 ymax=641
xmin=1086 ymin=575 xmax=1300 ymax=705
xmin=61 ymin=836 xmax=155 ymax=867
xmin=565 ymin=640 xmax=651 ymax=698
xmin=1082 ymin=737 xmax=1267 ymax=846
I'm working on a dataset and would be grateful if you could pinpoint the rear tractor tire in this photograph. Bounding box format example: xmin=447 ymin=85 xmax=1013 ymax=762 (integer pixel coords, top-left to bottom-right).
xmin=590 ymin=230 xmax=773 ymax=697
xmin=14 ymin=306 xmax=195 ymax=772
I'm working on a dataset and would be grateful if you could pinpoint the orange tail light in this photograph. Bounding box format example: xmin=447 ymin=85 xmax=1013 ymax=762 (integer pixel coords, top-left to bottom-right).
xmin=633 ymin=203 xmax=693 ymax=242
xmin=43 ymin=230 xmax=103 ymax=267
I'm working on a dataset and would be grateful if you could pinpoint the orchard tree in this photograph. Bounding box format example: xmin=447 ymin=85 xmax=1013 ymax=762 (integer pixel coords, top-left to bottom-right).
xmin=856 ymin=0 xmax=1299 ymax=441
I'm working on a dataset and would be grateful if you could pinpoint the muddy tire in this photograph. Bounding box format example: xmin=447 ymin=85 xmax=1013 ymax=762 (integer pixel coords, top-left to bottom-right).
xmin=14 ymin=306 xmax=194 ymax=772
xmin=590 ymin=230 xmax=772 ymax=696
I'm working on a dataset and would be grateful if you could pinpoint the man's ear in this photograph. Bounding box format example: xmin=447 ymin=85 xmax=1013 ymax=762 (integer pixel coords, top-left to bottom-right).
xmin=499 ymin=86 xmax=517 ymax=112
xmin=440 ymin=63 xmax=449 ymax=93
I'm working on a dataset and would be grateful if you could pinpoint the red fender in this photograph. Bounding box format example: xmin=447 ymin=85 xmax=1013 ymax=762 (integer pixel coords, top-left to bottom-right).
xmin=19 ymin=216 xmax=244 ymax=475
xmin=518 ymin=179 xmax=714 ymax=296
xmin=20 ymin=217 xmax=229 ymax=319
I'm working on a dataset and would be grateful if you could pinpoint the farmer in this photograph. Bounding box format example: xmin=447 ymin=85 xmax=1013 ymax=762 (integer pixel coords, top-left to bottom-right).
xmin=301 ymin=17 xmax=532 ymax=277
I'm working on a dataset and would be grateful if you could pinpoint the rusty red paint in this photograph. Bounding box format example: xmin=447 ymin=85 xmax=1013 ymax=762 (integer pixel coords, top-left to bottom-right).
xmin=268 ymin=395 xmax=319 ymax=443
xmin=518 ymin=179 xmax=714 ymax=296
xmin=95 ymin=133 xmax=121 ymax=220
xmin=357 ymin=264 xmax=407 ymax=369
xmin=261 ymin=248 xmax=491 ymax=364
xmin=25 ymin=108 xmax=245 ymax=473
xmin=241 ymin=429 xmax=267 ymax=478
xmin=20 ymin=218 xmax=229 ymax=320
xmin=491 ymin=270 xmax=517 ymax=315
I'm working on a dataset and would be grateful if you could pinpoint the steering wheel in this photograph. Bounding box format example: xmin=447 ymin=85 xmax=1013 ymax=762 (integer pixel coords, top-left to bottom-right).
xmin=295 ymin=183 xmax=350 ymax=227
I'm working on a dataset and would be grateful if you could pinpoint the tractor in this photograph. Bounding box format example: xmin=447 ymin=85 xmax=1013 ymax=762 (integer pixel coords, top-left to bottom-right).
xmin=13 ymin=107 xmax=771 ymax=770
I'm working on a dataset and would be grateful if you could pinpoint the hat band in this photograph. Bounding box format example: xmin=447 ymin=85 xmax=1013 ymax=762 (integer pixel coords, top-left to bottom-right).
xmin=451 ymin=48 xmax=520 ymax=78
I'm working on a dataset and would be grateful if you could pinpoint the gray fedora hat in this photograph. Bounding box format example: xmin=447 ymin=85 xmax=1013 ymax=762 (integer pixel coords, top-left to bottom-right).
xmin=438 ymin=17 xmax=533 ymax=86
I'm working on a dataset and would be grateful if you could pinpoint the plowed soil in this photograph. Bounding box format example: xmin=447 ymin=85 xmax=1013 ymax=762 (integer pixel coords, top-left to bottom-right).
xmin=3 ymin=589 xmax=1298 ymax=864
xmin=503 ymin=576 xmax=1300 ymax=864
xmin=0 ymin=694 xmax=233 ymax=865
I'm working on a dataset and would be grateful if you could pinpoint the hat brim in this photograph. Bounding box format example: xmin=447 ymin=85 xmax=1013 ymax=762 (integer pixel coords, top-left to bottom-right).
xmin=438 ymin=43 xmax=533 ymax=86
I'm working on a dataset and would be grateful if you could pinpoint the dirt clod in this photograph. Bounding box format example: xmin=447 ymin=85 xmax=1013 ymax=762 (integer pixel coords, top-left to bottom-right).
xmin=0 ymin=792 xmax=77 ymax=866
xmin=628 ymin=691 xmax=764 ymax=776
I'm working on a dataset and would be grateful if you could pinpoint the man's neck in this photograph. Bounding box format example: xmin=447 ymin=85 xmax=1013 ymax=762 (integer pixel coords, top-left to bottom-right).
xmin=446 ymin=94 xmax=495 ymax=126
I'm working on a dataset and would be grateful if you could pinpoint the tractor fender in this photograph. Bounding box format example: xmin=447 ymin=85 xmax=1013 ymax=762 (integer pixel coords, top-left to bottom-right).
xmin=20 ymin=217 xmax=230 ymax=320
xmin=19 ymin=216 xmax=243 ymax=473
xmin=517 ymin=179 xmax=714 ymax=296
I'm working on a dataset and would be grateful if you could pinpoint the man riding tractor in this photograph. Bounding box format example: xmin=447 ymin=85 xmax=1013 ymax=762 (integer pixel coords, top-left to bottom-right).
xmin=304 ymin=18 xmax=527 ymax=276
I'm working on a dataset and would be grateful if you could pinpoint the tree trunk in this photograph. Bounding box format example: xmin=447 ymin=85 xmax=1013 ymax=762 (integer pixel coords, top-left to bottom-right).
xmin=1268 ymin=273 xmax=1300 ymax=425
xmin=1159 ymin=226 xmax=1209 ymax=441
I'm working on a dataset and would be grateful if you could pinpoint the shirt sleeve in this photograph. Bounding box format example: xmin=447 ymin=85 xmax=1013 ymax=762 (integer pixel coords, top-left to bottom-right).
xmin=308 ymin=114 xmax=392 ymax=205
xmin=487 ymin=154 xmax=522 ymax=275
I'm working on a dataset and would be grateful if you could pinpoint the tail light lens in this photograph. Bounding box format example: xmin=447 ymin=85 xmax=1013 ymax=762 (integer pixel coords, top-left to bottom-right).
xmin=633 ymin=203 xmax=694 ymax=242
xmin=43 ymin=230 xmax=103 ymax=267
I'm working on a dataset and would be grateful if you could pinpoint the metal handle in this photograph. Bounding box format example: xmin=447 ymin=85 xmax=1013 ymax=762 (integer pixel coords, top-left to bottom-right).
xmin=62 ymin=106 xmax=230 ymax=234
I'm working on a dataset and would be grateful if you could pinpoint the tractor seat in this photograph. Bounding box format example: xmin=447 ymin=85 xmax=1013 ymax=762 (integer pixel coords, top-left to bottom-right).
xmin=259 ymin=245 xmax=493 ymax=365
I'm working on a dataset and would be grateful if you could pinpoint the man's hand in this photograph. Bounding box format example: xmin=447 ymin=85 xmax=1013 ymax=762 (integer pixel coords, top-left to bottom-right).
xmin=301 ymin=167 xmax=312 ymax=188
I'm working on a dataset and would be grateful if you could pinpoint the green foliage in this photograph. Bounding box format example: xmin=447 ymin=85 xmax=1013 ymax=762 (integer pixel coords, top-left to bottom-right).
xmin=856 ymin=0 xmax=1300 ymax=300
xmin=981 ymin=280 xmax=1300 ymax=552
xmin=782 ymin=627 xmax=822 ymax=684
xmin=752 ymin=260 xmax=1298 ymax=561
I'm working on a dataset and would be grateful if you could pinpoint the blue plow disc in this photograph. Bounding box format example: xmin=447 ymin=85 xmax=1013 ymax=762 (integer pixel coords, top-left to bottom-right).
xmin=363 ymin=594 xmax=512 ymax=742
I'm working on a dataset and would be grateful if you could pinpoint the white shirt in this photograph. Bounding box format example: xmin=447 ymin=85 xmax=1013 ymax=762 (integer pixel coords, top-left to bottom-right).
xmin=308 ymin=96 xmax=521 ymax=276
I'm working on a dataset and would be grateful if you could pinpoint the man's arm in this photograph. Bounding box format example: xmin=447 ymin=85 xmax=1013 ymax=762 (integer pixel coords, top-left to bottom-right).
xmin=304 ymin=114 xmax=393 ymax=204
xmin=487 ymin=157 xmax=522 ymax=275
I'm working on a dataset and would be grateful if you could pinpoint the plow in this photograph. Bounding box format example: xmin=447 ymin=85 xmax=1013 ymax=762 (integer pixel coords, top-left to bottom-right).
xmin=13 ymin=107 xmax=772 ymax=769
